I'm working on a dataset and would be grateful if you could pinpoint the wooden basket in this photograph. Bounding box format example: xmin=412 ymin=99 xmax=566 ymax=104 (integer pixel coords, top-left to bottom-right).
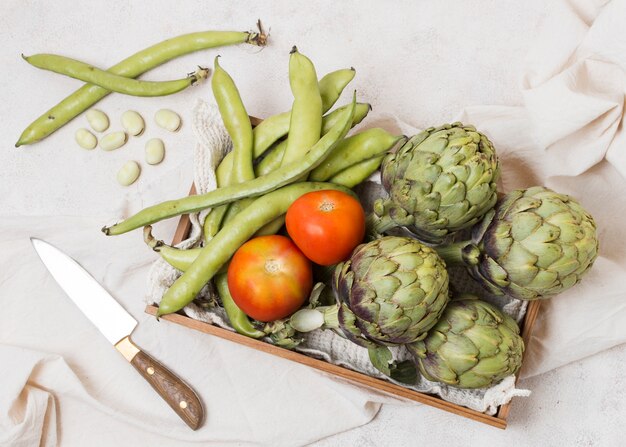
xmin=144 ymin=118 xmax=541 ymax=429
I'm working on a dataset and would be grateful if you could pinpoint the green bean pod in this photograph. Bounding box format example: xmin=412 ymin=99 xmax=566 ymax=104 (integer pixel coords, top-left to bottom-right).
xmin=205 ymin=56 xmax=255 ymax=240
xmin=156 ymin=181 xmax=355 ymax=317
xmin=216 ymin=67 xmax=356 ymax=185
xmin=16 ymin=28 xmax=265 ymax=146
xmin=23 ymin=54 xmax=210 ymax=97
xmin=309 ymin=129 xmax=403 ymax=181
xmin=103 ymin=94 xmax=357 ymax=236
xmin=280 ymin=47 xmax=323 ymax=165
xmin=215 ymin=274 xmax=265 ymax=337
xmin=143 ymin=226 xmax=262 ymax=335
xmin=254 ymin=215 xmax=286 ymax=236
xmin=327 ymin=155 xmax=386 ymax=188
xmin=255 ymin=102 xmax=371 ymax=177
xmin=212 ymin=56 xmax=254 ymax=183
xmin=143 ymin=226 xmax=201 ymax=271
xmin=203 ymin=207 xmax=228 ymax=241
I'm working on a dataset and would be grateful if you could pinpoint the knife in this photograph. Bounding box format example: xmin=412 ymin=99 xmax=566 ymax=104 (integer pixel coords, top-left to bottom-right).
xmin=31 ymin=238 xmax=204 ymax=430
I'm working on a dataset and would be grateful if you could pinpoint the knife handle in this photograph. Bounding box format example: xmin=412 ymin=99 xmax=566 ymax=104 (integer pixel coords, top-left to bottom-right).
xmin=115 ymin=336 xmax=204 ymax=430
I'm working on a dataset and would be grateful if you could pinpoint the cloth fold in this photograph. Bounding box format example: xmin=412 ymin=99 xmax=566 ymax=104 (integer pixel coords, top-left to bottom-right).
xmin=2 ymin=0 xmax=626 ymax=445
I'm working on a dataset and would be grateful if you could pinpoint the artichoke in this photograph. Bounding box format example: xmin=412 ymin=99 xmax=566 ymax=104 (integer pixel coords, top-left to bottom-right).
xmin=407 ymin=296 xmax=524 ymax=389
xmin=436 ymin=186 xmax=599 ymax=300
xmin=372 ymin=123 xmax=500 ymax=244
xmin=333 ymin=236 xmax=449 ymax=346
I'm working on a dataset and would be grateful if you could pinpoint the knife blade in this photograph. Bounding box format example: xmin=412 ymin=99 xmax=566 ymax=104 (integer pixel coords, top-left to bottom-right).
xmin=31 ymin=238 xmax=204 ymax=430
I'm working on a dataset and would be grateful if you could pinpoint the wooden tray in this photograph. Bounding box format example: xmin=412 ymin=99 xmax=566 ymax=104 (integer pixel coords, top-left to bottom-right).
xmin=145 ymin=182 xmax=541 ymax=429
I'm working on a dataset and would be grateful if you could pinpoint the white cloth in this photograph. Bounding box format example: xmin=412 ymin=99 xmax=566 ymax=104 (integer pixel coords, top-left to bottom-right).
xmin=1 ymin=0 xmax=626 ymax=446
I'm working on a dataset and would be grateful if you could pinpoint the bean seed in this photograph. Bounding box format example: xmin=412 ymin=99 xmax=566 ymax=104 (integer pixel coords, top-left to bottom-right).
xmin=145 ymin=138 xmax=165 ymax=165
xmin=117 ymin=161 xmax=141 ymax=186
xmin=74 ymin=128 xmax=97 ymax=150
xmin=100 ymin=131 xmax=127 ymax=151
xmin=86 ymin=109 xmax=109 ymax=132
xmin=121 ymin=110 xmax=145 ymax=136
xmin=155 ymin=109 xmax=181 ymax=132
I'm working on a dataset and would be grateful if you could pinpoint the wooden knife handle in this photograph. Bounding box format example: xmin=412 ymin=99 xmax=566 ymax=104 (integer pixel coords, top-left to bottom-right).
xmin=115 ymin=336 xmax=204 ymax=430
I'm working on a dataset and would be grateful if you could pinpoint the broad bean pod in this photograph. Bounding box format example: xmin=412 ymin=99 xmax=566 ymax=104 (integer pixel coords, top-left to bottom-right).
xmin=309 ymin=129 xmax=403 ymax=181
xmin=204 ymin=56 xmax=255 ymax=237
xmin=280 ymin=47 xmax=322 ymax=165
xmin=16 ymin=27 xmax=265 ymax=146
xmin=215 ymin=68 xmax=356 ymax=187
xmin=23 ymin=54 xmax=209 ymax=97
xmin=255 ymin=102 xmax=371 ymax=177
xmin=103 ymin=95 xmax=356 ymax=235
xmin=327 ymin=155 xmax=386 ymax=188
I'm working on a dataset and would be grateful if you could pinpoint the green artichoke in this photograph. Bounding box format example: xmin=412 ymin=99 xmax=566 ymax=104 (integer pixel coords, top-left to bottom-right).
xmin=333 ymin=236 xmax=449 ymax=346
xmin=407 ymin=296 xmax=524 ymax=389
xmin=372 ymin=123 xmax=500 ymax=244
xmin=436 ymin=186 xmax=599 ymax=300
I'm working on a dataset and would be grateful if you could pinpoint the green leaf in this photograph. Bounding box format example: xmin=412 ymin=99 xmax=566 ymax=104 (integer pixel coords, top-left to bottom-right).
xmin=368 ymin=345 xmax=393 ymax=376
xmin=367 ymin=346 xmax=418 ymax=384
xmin=390 ymin=360 xmax=418 ymax=384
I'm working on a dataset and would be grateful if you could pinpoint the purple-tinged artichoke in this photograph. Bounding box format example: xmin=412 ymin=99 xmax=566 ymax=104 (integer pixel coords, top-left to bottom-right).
xmin=372 ymin=123 xmax=500 ymax=244
xmin=407 ymin=296 xmax=524 ymax=389
xmin=436 ymin=186 xmax=599 ymax=300
xmin=333 ymin=236 xmax=449 ymax=346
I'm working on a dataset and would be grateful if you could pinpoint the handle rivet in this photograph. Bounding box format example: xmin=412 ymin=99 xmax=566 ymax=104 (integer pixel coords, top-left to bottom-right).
xmin=179 ymin=401 xmax=188 ymax=409
xmin=147 ymin=366 xmax=155 ymax=375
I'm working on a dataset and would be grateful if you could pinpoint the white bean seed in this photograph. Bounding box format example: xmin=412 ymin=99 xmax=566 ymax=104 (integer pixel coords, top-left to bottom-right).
xmin=116 ymin=161 xmax=141 ymax=186
xmin=155 ymin=109 xmax=181 ymax=132
xmin=86 ymin=109 xmax=109 ymax=132
xmin=121 ymin=110 xmax=145 ymax=136
xmin=100 ymin=131 xmax=127 ymax=151
xmin=75 ymin=128 xmax=97 ymax=150
xmin=145 ymin=138 xmax=165 ymax=165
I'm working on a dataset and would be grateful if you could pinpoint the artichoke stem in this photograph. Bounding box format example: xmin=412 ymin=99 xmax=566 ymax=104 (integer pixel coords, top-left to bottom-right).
xmin=434 ymin=241 xmax=468 ymax=266
xmin=321 ymin=305 xmax=340 ymax=329
xmin=367 ymin=212 xmax=396 ymax=236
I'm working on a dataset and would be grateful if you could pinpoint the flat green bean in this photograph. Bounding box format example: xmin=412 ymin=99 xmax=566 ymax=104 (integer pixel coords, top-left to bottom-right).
xmin=23 ymin=54 xmax=209 ymax=97
xmin=156 ymin=182 xmax=354 ymax=317
xmin=281 ymin=47 xmax=322 ymax=165
xmin=215 ymin=67 xmax=356 ymax=185
xmin=16 ymin=28 xmax=265 ymax=146
xmin=309 ymin=129 xmax=402 ymax=181
xmin=103 ymin=95 xmax=356 ymax=236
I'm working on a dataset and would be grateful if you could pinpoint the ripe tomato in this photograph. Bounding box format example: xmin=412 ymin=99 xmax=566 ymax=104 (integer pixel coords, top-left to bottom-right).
xmin=227 ymin=235 xmax=313 ymax=322
xmin=285 ymin=190 xmax=366 ymax=265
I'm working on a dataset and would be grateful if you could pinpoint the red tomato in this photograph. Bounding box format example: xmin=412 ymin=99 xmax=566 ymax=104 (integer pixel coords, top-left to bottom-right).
xmin=285 ymin=190 xmax=366 ymax=265
xmin=227 ymin=235 xmax=313 ymax=322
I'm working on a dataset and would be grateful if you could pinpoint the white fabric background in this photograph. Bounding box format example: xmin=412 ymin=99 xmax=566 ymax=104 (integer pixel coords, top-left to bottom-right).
xmin=1 ymin=0 xmax=625 ymax=446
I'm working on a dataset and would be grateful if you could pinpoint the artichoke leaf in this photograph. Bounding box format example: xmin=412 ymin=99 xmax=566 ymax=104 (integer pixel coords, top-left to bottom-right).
xmin=367 ymin=346 xmax=417 ymax=384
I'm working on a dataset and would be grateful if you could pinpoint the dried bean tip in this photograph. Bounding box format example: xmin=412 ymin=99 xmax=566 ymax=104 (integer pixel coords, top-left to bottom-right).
xmin=290 ymin=45 xmax=298 ymax=54
xmin=142 ymin=225 xmax=164 ymax=251
xmin=190 ymin=66 xmax=210 ymax=84
xmin=246 ymin=20 xmax=268 ymax=47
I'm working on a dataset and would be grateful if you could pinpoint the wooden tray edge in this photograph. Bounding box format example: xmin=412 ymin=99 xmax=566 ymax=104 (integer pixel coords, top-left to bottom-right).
xmin=145 ymin=304 xmax=507 ymax=429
